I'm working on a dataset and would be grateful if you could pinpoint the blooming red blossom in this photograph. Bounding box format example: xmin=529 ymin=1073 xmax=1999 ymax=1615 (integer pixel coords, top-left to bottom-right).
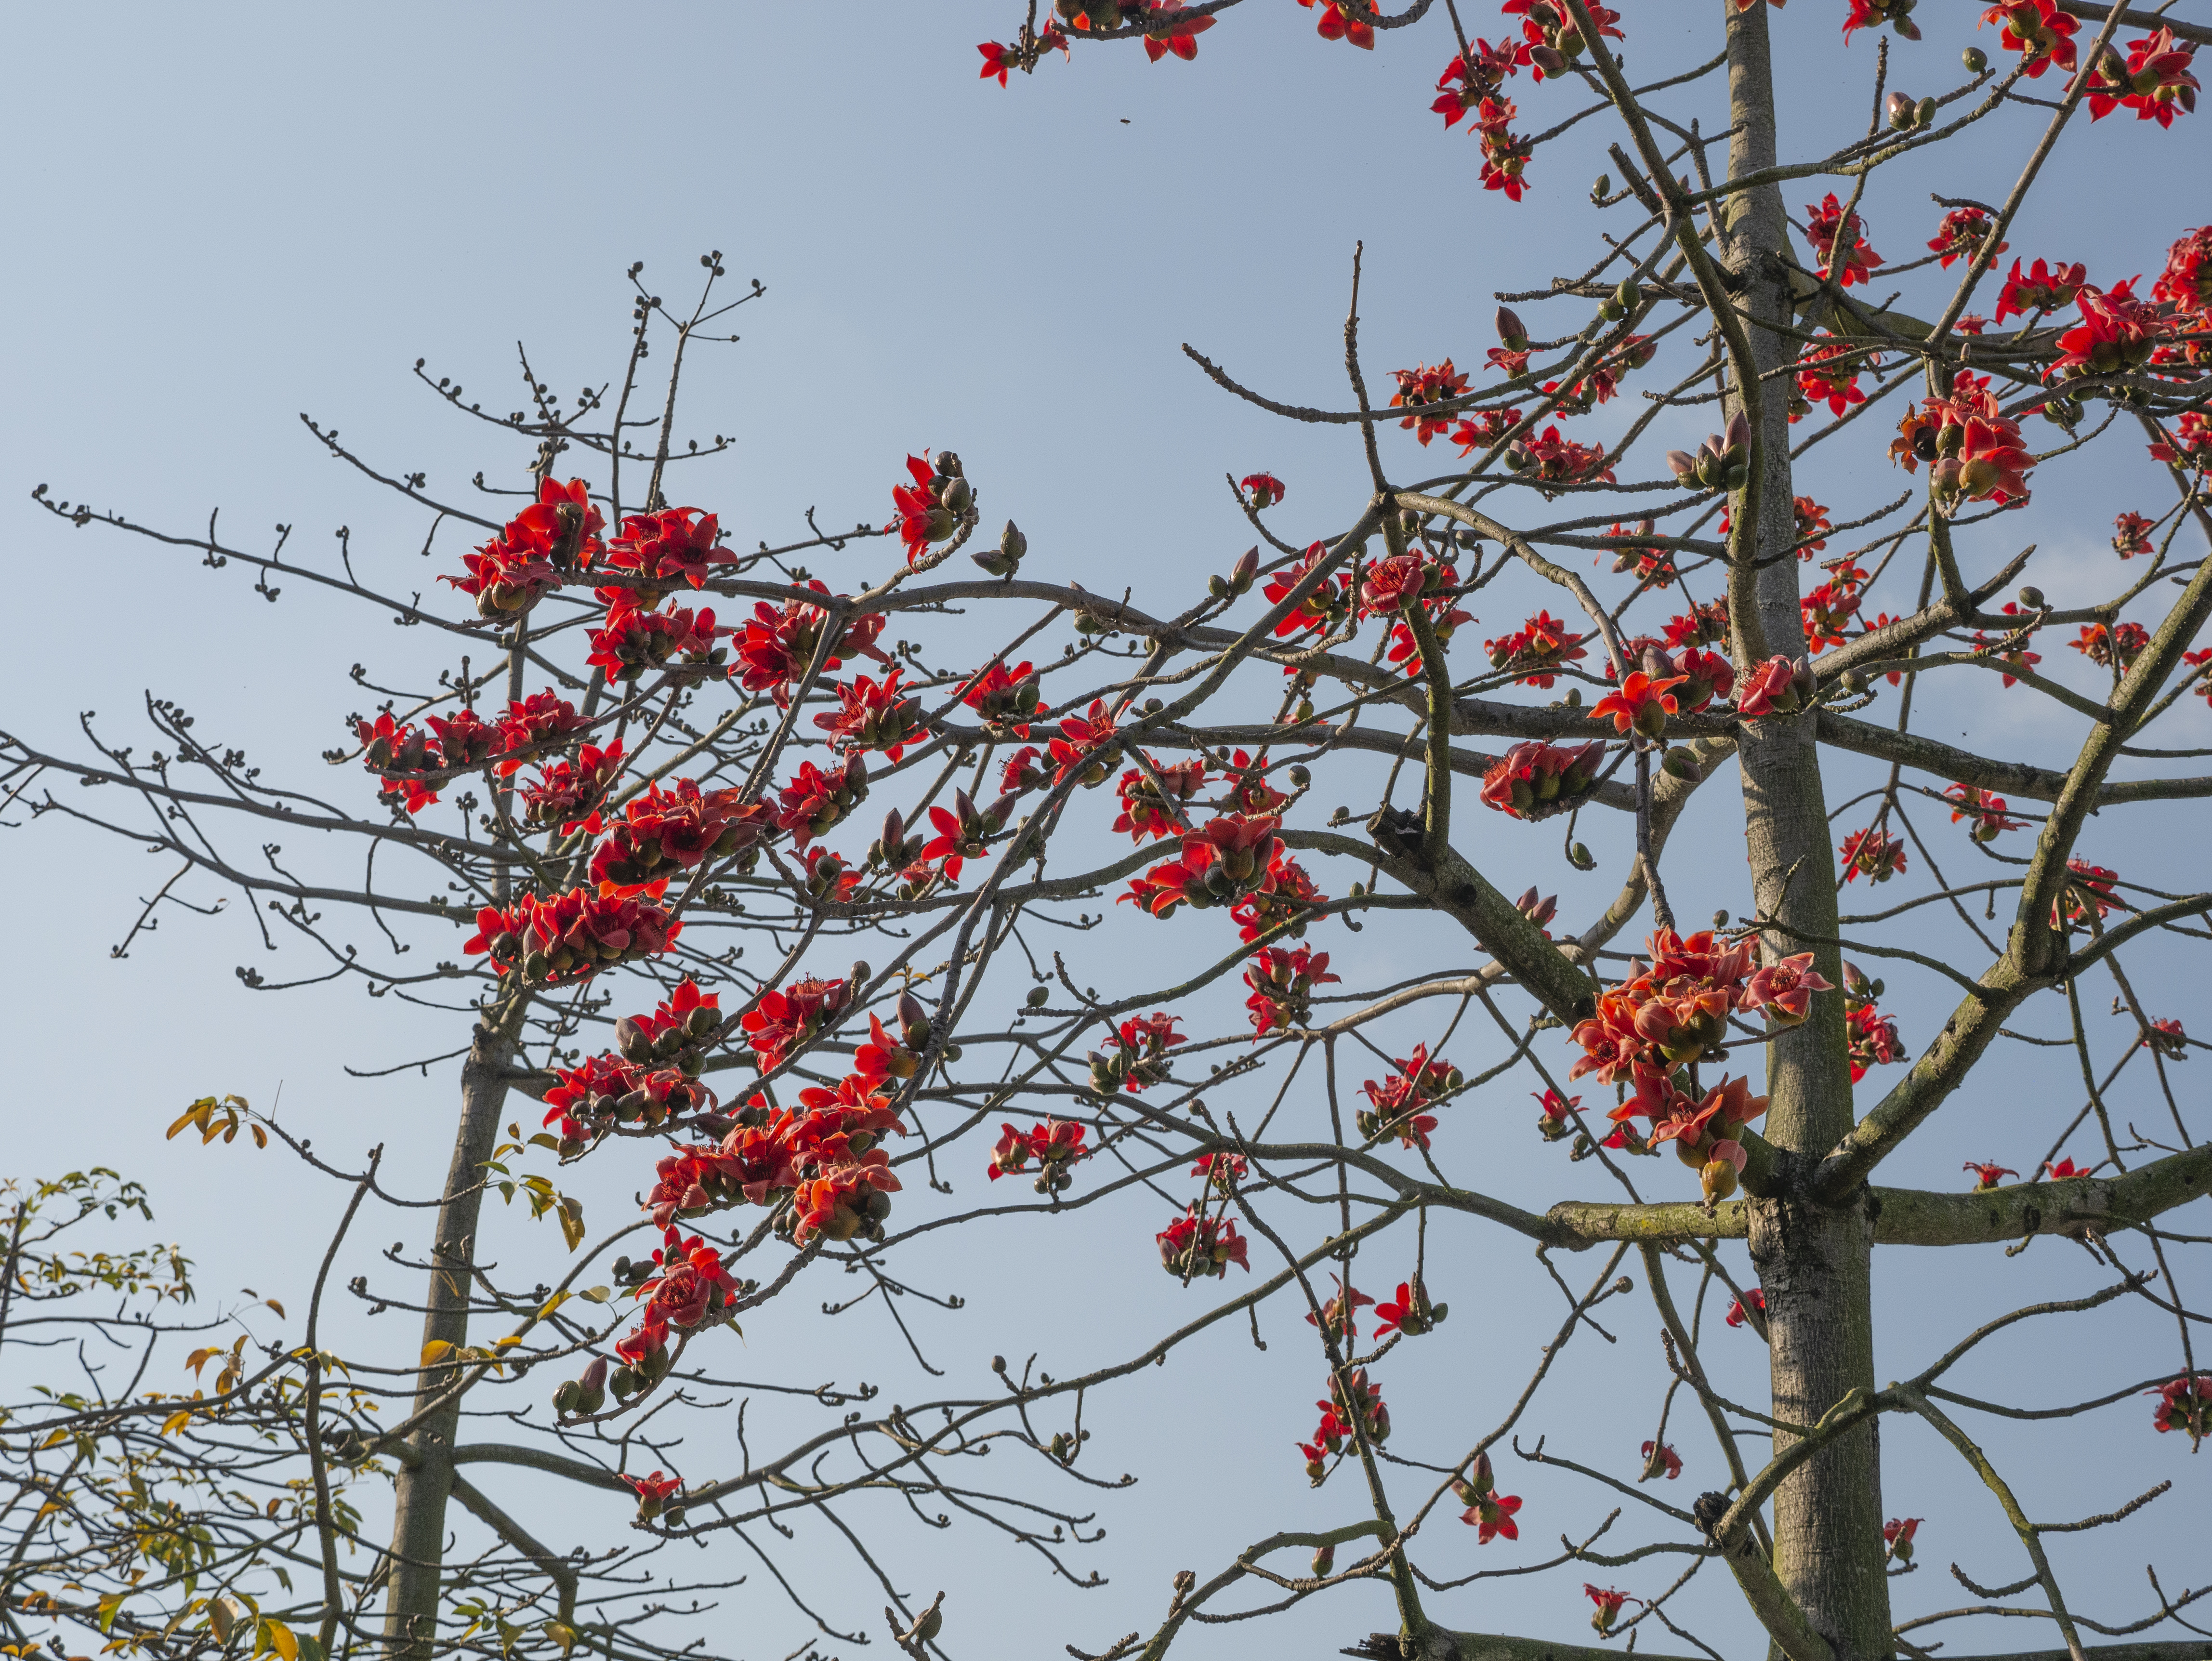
xmin=1137 ymin=0 xmax=1213 ymax=61
xmin=1240 ymin=472 xmax=1287 ymax=509
xmin=1111 ymin=754 xmax=1205 ymax=842
xmin=1970 ymin=602 xmax=2044 ymax=688
xmin=887 ymin=451 xmax=971 ymax=564
xmin=1994 ymin=255 xmax=2089 ymax=324
xmin=1158 ymin=1206 xmax=1250 ymax=1277
xmin=1640 ymin=1439 xmax=1682 ymax=1480
xmin=1457 ymin=1450 xmax=1522 ymax=1544
xmin=1047 ymin=700 xmax=1121 ymax=786
xmin=2054 ymin=279 xmax=2165 ymax=380
xmin=1391 ymin=360 xmax=1471 ymax=445
xmin=464 ymin=888 xmax=681 ymax=986
xmin=1843 ymin=0 xmax=1925 ymax=42
xmin=1964 ymin=1160 xmax=2018 ymax=1190
xmin=1231 ymin=849 xmax=1328 ymax=943
xmin=1795 ymin=335 xmax=1880 ymax=417
xmin=739 ymin=974 xmax=855 ymax=1071
xmin=1373 ymin=1279 xmax=1447 ymax=1339
xmin=2044 ymin=1156 xmax=2092 ymax=1180
xmin=1296 ymin=0 xmax=1375 ymax=49
xmin=1586 ymin=1585 xmax=1639 ymax=1635
xmin=1504 ymin=425 xmax=1615 ymax=487
xmin=1534 ymin=1087 xmax=1579 ymax=1142
xmin=2084 ymin=27 xmax=2199 ymax=126
xmin=1244 ymin=945 xmax=1339 ymax=1036
xmin=2153 ymin=225 xmax=2212 ymax=319
xmin=1928 ymin=208 xmax=2006 ymax=270
xmin=591 ymin=778 xmax=765 ymax=899
xmin=1981 ymin=0 xmax=2078 ymax=78
xmin=1475 ymin=97 xmax=1535 ymax=200
xmin=1804 ymin=193 xmax=1882 ymax=286
xmin=1359 ymin=1044 xmax=1461 ymax=1149
xmin=813 ymin=668 xmax=925 ymax=762
xmin=2145 ymin=1016 xmax=2188 ymax=1059
xmin=1487 ymin=610 xmax=1588 ymax=688
xmin=1304 ymin=1276 xmax=1374 ymax=1346
xmin=734 ymin=583 xmax=891 ymax=708
xmin=1591 ymin=670 xmax=1685 ymax=741
xmin=1434 ymin=39 xmax=1527 ymax=129
xmin=1846 ymin=1002 xmax=1904 ymax=1083
xmin=1191 ymin=1151 xmax=1249 ymax=1190
xmin=1801 ymin=564 xmax=1867 ymax=652
xmin=775 ymin=753 xmax=869 ymax=849
xmin=605 ymin=507 xmax=730 ymax=594
xmin=1725 ymin=1287 xmax=1767 ymax=1328
xmin=1883 ymin=1517 xmax=1922 ymax=1563
xmin=1503 ymin=0 xmax=1620 ymax=74
xmin=2149 ymin=1373 xmax=2212 ymax=1437
xmin=1480 ymin=739 xmax=1606 ymax=820
xmin=989 ymin=1119 xmax=1088 ymax=1191
xmin=977 ymin=25 xmax=1068 ymax=85
xmin=2054 ymin=859 xmax=2120 ymax=928
xmin=1945 ymin=784 xmax=2024 ymax=842
xmin=586 ymin=599 xmax=723 ymax=683
xmin=1741 ymin=952 xmax=1835 ymax=1028
xmin=2112 ymin=510 xmax=2158 ymax=559
xmin=1839 ymin=824 xmax=1908 ymax=884
xmin=625 ymin=1471 xmax=682 ymax=1520
xmin=2071 ymin=620 xmax=2150 ymax=673
xmin=2149 ymin=410 xmax=2212 ymax=471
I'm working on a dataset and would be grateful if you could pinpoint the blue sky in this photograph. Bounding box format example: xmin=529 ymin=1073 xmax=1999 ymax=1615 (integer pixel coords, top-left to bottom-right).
xmin=5 ymin=5 xmax=2208 ymax=1658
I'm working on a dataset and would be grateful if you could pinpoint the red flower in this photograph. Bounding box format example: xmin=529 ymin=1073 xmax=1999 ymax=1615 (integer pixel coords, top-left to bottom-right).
xmin=1883 ymin=1517 xmax=1922 ymax=1562
xmin=1434 ymin=40 xmax=1528 ymax=128
xmin=1503 ymin=0 xmax=1621 ymax=71
xmin=2149 ymin=410 xmax=2212 ymax=472
xmin=625 ymin=1470 xmax=683 ymax=1520
xmin=2149 ymin=1373 xmax=2212 ymax=1437
xmin=1801 ymin=564 xmax=1867 ymax=653
xmin=517 ymin=740 xmax=625 ymax=834
xmin=1157 ymin=1207 xmax=1250 ymax=1277
xmin=1735 ymin=654 xmax=1807 ymax=720
xmin=1243 ymin=945 xmax=1339 ymax=1036
xmin=2084 ymin=28 xmax=2199 ymax=126
xmin=1479 ymin=739 xmax=1606 ymax=820
xmin=1297 ymin=0 xmax=1375 ymax=50
xmin=977 ymin=26 xmax=1069 ymax=85
xmin=1839 ymin=825 xmax=1907 ymax=884
xmin=1741 ymin=952 xmax=1834 ymax=1027
xmin=1964 ymin=1160 xmax=2017 ymax=1190
xmin=1373 ymin=1278 xmax=1447 ymax=1339
xmin=1391 ymin=361 xmax=1471 ymax=446
xmin=1191 ymin=1151 xmax=1249 ymax=1190
xmin=2153 ymin=225 xmax=2212 ymax=320
xmin=2044 ymin=1157 xmax=2091 ymax=1180
xmin=1725 ymin=1287 xmax=1766 ymax=1328
xmin=606 ymin=507 xmax=730 ymax=593
xmin=1795 ymin=335 xmax=1880 ymax=418
xmin=1303 ymin=1276 xmax=1374 ymax=1345
xmin=734 ymin=584 xmax=890 ymax=708
xmin=739 ymin=974 xmax=855 ymax=1071
xmin=1359 ymin=1044 xmax=1461 ymax=1149
xmin=1458 ymin=1448 xmax=1522 ymax=1544
xmin=444 ymin=540 xmax=562 ymax=621
xmin=1047 ymin=700 xmax=1121 ymax=786
xmin=813 ymin=668 xmax=925 ymax=762
xmin=463 ymin=888 xmax=681 ymax=985
xmin=2071 ymin=620 xmax=2150 ymax=673
xmin=2145 ymin=1016 xmax=2188 ymax=1058
xmin=586 ymin=599 xmax=724 ymax=683
xmin=1846 ymin=1002 xmax=1904 ymax=1083
xmin=989 ymin=1120 xmax=1088 ymax=1192
xmin=1640 ymin=1440 xmax=1682 ymax=1480
xmin=775 ymin=753 xmax=869 ymax=849
xmin=1486 ymin=609 xmax=1588 ymax=688
xmin=1944 ymin=784 xmax=2024 ymax=842
xmin=2112 ymin=510 xmax=2157 ymax=559
xmin=1474 ymin=97 xmax=1534 ymax=200
xmin=1980 ymin=0 xmax=2078 ymax=77
xmin=1586 ymin=1585 xmax=1638 ymax=1635
xmin=1928 ymin=208 xmax=2006 ymax=270
xmin=445 ymin=476 xmax=603 ymax=618
xmin=2054 ymin=858 xmax=2120 ymax=928
xmin=1842 ymin=0 xmax=1924 ymax=41
xmin=1591 ymin=670 xmax=1685 ymax=741
xmin=491 ymin=690 xmax=595 ymax=775
xmin=1994 ymin=256 xmax=2089 ymax=324
xmin=590 ymin=778 xmax=765 ymax=899
xmin=887 ymin=452 xmax=971 ymax=564
xmin=1231 ymin=849 xmax=1327 ymax=943
xmin=2054 ymin=280 xmax=2165 ymax=381
xmin=1804 ymin=193 xmax=1882 ymax=287
xmin=1137 ymin=0 xmax=1213 ymax=61
xmin=1112 ymin=754 xmax=1206 ymax=842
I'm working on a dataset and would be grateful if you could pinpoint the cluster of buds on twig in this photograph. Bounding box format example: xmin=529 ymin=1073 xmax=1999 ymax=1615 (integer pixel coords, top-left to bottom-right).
xmin=1667 ymin=413 xmax=1751 ymax=494
xmin=989 ymin=1119 xmax=1088 ymax=1194
xmin=971 ymin=518 xmax=1027 ymax=578
xmin=552 ymin=1357 xmax=609 ymax=1419
xmin=1208 ymin=545 xmax=1261 ymax=602
xmin=1885 ymin=90 xmax=1938 ymax=131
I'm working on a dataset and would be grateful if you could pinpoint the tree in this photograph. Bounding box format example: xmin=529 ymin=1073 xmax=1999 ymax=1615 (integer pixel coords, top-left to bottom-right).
xmin=6 ymin=2 xmax=2212 ymax=1659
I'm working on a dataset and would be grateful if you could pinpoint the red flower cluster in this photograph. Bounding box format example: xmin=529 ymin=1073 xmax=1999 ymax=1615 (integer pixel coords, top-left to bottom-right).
xmin=1244 ymin=945 xmax=1339 ymax=1036
xmin=2150 ymin=410 xmax=2212 ymax=472
xmin=1113 ymin=754 xmax=1207 ymax=842
xmin=1486 ymin=609 xmax=1587 ymax=688
xmin=1122 ymin=812 xmax=1281 ymax=920
xmin=735 ymin=583 xmax=891 ymax=707
xmin=1503 ymin=0 xmax=1620 ymax=79
xmin=1299 ymin=1367 xmax=1391 ymax=1485
xmin=1994 ymin=256 xmax=2088 ymax=323
xmin=2153 ymin=225 xmax=2212 ymax=322
xmin=989 ymin=1119 xmax=1088 ymax=1192
xmin=977 ymin=26 xmax=1069 ymax=85
xmin=1480 ymin=739 xmax=1606 ymax=820
xmin=1391 ymin=360 xmax=1471 ymax=445
xmin=1980 ymin=0 xmax=2078 ymax=78
xmin=2054 ymin=280 xmax=2165 ymax=379
xmin=1231 ymin=849 xmax=1327 ymax=942
xmin=605 ymin=506 xmax=730 ymax=596
xmin=2054 ymin=858 xmax=2120 ymax=928
xmin=1503 ymin=425 xmax=1615 ymax=487
xmin=1839 ymin=825 xmax=1907 ymax=884
xmin=888 ymin=451 xmax=972 ymax=563
xmin=1358 ymin=1044 xmax=1462 ymax=1150
xmin=776 ymin=754 xmax=869 ymax=849
xmin=1095 ymin=1011 xmax=1186 ymax=1094
xmin=1475 ymin=96 xmax=1534 ymax=201
xmin=1883 ymin=1517 xmax=1922 ymax=1563
xmin=2150 ymin=1373 xmax=2212 ymax=1437
xmin=814 ymin=669 xmax=925 ymax=762
xmin=1434 ymin=39 xmax=1527 ymax=129
xmin=1928 ymin=208 xmax=2006 ymax=270
xmin=591 ymin=779 xmax=766 ymax=899
xmin=1048 ymin=699 xmax=1122 ymax=786
xmin=1946 ymin=784 xmax=2024 ymax=842
xmin=444 ymin=477 xmax=603 ymax=620
xmin=1890 ymin=369 xmax=2034 ymax=507
xmin=1137 ymin=0 xmax=1213 ymax=61
xmin=2072 ymin=620 xmax=2149 ymax=672
xmin=1804 ymin=193 xmax=1882 ymax=287
xmin=2113 ymin=510 xmax=2158 ymax=558
xmin=1795 ymin=335 xmax=1880 ymax=418
xmin=1641 ymin=1440 xmax=1682 ymax=1481
xmin=1374 ymin=1278 xmax=1446 ymax=1338
xmin=1297 ymin=0 xmax=1375 ymax=50
xmin=2084 ymin=27 xmax=2198 ymax=126
xmin=739 ymin=973 xmax=856 ymax=1071
xmin=1969 ymin=602 xmax=2043 ymax=687
xmin=1802 ymin=563 xmax=1868 ymax=653
xmin=1846 ymin=1002 xmax=1904 ymax=1084
xmin=1456 ymin=1451 xmax=1523 ymax=1544
xmin=962 ymin=659 xmax=1048 ymax=738
xmin=1158 ymin=1206 xmax=1250 ymax=1277
xmin=464 ymin=888 xmax=681 ymax=986
xmin=587 ymin=597 xmax=724 ymax=683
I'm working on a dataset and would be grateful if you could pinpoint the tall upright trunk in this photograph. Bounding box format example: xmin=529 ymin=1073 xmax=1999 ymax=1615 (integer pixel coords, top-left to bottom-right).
xmin=1721 ymin=6 xmax=1891 ymax=1658
xmin=383 ymin=995 xmax=529 ymax=1660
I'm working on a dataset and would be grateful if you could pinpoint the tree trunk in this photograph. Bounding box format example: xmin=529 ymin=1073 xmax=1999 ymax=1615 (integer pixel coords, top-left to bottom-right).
xmin=1721 ymin=6 xmax=1892 ymax=1659
xmin=382 ymin=994 xmax=529 ymax=1660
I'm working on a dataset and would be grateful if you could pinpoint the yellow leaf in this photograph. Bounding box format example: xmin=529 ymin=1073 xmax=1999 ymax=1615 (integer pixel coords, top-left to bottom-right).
xmin=266 ymin=1620 xmax=298 ymax=1661
xmin=95 ymin=1594 xmax=124 ymax=1635
xmin=493 ymin=1336 xmax=521 ymax=1349
xmin=166 ymin=1099 xmax=214 ymax=1141
xmin=537 ymin=1291 xmax=569 ymax=1319
xmin=420 ymin=1340 xmax=454 ymax=1366
xmin=263 ymin=1299 xmax=286 ymax=1319
xmin=159 ymin=1409 xmax=194 ymax=1437
xmin=184 ymin=1347 xmax=222 ymax=1378
xmin=556 ymin=1195 xmax=586 ymax=1253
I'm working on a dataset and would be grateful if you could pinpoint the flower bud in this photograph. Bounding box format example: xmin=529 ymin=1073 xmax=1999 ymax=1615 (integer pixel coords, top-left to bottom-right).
xmin=1725 ymin=411 xmax=1751 ymax=456
xmin=1666 ymin=450 xmax=1698 ymax=481
xmin=1661 ymin=748 xmax=1703 ymax=783
xmin=1886 ymin=91 xmax=1914 ymax=130
xmin=2019 ymin=585 xmax=2045 ymax=611
xmin=1528 ymin=41 xmax=1567 ymax=76
xmin=1963 ymin=45 xmax=1988 ymax=73
xmin=1915 ymin=96 xmax=1936 ymax=128
xmin=1568 ymin=841 xmax=1595 ymax=871
xmin=1312 ymin=1544 xmax=1336 ymax=1578
xmin=1230 ymin=545 xmax=1260 ymax=596
xmin=1495 ymin=306 xmax=1529 ymax=352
